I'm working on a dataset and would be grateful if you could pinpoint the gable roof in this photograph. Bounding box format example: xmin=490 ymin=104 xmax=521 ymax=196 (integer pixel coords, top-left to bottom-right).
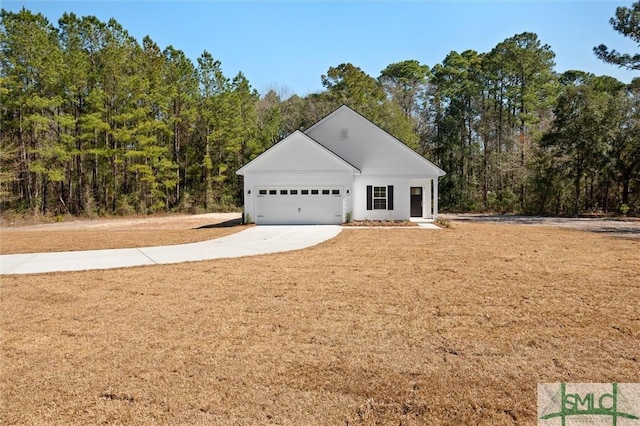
xmin=305 ymin=105 xmax=446 ymax=177
xmin=236 ymin=130 xmax=360 ymax=175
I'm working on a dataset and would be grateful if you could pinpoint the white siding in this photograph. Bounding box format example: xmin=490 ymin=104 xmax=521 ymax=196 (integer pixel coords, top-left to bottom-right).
xmin=306 ymin=106 xmax=445 ymax=177
xmin=237 ymin=130 xmax=358 ymax=175
xmin=351 ymin=177 xmax=436 ymax=221
xmin=352 ymin=176 xmax=408 ymax=221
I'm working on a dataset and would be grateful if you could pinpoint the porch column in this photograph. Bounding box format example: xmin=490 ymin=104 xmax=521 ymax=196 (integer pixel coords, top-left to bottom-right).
xmin=433 ymin=177 xmax=439 ymax=218
xmin=423 ymin=180 xmax=432 ymax=218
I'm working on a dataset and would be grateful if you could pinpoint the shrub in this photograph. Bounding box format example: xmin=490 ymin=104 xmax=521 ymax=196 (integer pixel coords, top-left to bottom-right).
xmin=115 ymin=195 xmax=135 ymax=216
xmin=435 ymin=217 xmax=451 ymax=228
xmin=619 ymin=203 xmax=630 ymax=216
xmin=487 ymin=189 xmax=520 ymax=214
xmin=345 ymin=211 xmax=352 ymax=223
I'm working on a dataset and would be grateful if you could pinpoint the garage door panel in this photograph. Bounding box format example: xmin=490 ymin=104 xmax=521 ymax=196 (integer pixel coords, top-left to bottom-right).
xmin=255 ymin=189 xmax=343 ymax=225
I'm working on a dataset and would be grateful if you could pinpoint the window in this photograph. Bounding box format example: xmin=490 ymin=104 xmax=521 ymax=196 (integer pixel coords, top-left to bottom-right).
xmin=269 ymin=189 xmax=277 ymax=195
xmin=290 ymin=189 xmax=298 ymax=195
xmin=366 ymin=185 xmax=394 ymax=211
xmin=280 ymin=189 xmax=288 ymax=195
xmin=259 ymin=189 xmax=267 ymax=195
xmin=301 ymin=189 xmax=309 ymax=195
xmin=322 ymin=189 xmax=330 ymax=195
xmin=332 ymin=189 xmax=340 ymax=195
xmin=373 ymin=186 xmax=387 ymax=209
xmin=311 ymin=189 xmax=319 ymax=195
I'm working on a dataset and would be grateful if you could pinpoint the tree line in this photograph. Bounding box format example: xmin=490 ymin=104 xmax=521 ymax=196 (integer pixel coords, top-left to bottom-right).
xmin=1 ymin=5 xmax=639 ymax=217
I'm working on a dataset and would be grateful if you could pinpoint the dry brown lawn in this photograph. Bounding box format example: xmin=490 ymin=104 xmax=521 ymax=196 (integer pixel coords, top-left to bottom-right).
xmin=0 ymin=213 xmax=247 ymax=254
xmin=1 ymin=221 xmax=638 ymax=425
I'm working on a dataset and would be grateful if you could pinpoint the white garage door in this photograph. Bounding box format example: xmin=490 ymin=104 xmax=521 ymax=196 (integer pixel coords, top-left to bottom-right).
xmin=255 ymin=187 xmax=344 ymax=225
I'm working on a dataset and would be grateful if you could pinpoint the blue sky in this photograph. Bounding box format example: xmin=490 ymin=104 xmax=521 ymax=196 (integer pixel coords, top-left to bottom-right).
xmin=3 ymin=1 xmax=638 ymax=96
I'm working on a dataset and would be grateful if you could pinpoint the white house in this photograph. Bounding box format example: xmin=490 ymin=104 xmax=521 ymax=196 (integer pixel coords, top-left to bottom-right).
xmin=236 ymin=105 xmax=445 ymax=225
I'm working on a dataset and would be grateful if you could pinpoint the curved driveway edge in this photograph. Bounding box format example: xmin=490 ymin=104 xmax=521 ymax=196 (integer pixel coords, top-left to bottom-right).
xmin=0 ymin=225 xmax=342 ymax=275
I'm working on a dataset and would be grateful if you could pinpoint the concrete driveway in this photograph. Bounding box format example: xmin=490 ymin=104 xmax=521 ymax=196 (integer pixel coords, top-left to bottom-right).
xmin=0 ymin=225 xmax=342 ymax=275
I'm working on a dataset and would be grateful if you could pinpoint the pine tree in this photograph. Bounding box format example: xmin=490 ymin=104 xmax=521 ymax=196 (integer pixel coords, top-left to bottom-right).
xmin=1 ymin=8 xmax=63 ymax=214
xmin=594 ymin=1 xmax=640 ymax=70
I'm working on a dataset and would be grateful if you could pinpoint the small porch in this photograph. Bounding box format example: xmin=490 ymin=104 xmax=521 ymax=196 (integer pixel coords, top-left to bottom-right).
xmin=409 ymin=177 xmax=440 ymax=219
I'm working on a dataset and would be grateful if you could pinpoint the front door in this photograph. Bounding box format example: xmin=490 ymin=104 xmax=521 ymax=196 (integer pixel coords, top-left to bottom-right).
xmin=410 ymin=187 xmax=422 ymax=217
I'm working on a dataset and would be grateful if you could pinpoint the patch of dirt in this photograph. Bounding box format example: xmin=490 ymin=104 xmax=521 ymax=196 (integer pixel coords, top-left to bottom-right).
xmin=1 ymin=222 xmax=638 ymax=424
xmin=0 ymin=213 xmax=246 ymax=254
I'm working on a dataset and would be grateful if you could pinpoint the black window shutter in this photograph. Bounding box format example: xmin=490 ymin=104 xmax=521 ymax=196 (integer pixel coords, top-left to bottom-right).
xmin=388 ymin=185 xmax=394 ymax=210
xmin=366 ymin=185 xmax=372 ymax=210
